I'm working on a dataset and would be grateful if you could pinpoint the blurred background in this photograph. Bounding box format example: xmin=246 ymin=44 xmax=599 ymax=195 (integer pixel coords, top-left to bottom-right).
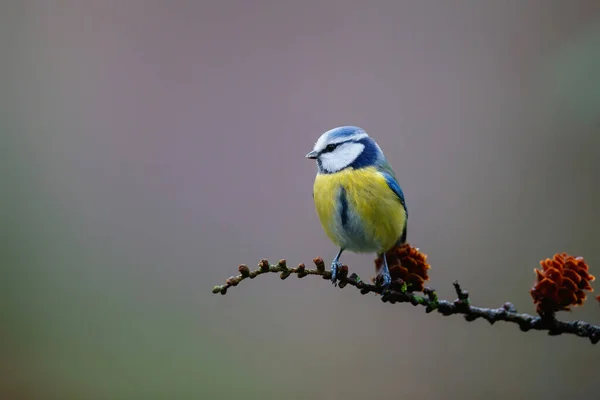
xmin=2 ymin=1 xmax=600 ymax=399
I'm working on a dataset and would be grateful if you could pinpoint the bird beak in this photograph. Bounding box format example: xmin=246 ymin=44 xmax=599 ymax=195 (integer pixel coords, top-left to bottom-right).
xmin=305 ymin=150 xmax=318 ymax=159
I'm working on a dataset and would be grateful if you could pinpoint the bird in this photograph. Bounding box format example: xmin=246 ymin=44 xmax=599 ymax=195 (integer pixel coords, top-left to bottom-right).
xmin=306 ymin=126 xmax=407 ymax=291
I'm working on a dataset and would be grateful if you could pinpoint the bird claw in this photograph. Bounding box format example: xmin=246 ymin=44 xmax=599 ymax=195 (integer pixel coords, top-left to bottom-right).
xmin=378 ymin=270 xmax=392 ymax=293
xmin=330 ymin=261 xmax=341 ymax=286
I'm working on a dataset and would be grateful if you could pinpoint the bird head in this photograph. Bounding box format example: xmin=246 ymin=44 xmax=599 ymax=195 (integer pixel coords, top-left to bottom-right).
xmin=306 ymin=126 xmax=384 ymax=173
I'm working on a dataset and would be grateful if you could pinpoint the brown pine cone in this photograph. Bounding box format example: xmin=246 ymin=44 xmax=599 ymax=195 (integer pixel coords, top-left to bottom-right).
xmin=531 ymin=253 xmax=595 ymax=317
xmin=374 ymin=243 xmax=430 ymax=292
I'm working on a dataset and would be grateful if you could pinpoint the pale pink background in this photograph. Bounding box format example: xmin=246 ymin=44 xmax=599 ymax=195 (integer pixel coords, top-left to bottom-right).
xmin=3 ymin=1 xmax=600 ymax=399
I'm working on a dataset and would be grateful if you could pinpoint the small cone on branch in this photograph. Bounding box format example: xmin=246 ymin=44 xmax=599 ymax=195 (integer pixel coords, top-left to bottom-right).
xmin=373 ymin=243 xmax=430 ymax=292
xmin=530 ymin=253 xmax=595 ymax=317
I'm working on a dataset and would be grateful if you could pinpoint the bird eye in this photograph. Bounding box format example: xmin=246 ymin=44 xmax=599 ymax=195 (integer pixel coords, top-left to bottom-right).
xmin=324 ymin=144 xmax=337 ymax=152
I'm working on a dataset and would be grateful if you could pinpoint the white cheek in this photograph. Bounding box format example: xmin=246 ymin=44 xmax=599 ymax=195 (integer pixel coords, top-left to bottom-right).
xmin=320 ymin=153 xmax=342 ymax=172
xmin=320 ymin=143 xmax=364 ymax=172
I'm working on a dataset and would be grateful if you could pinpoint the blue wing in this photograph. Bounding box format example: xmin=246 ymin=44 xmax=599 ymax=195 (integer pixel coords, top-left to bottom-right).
xmin=380 ymin=171 xmax=407 ymax=213
xmin=380 ymin=169 xmax=408 ymax=244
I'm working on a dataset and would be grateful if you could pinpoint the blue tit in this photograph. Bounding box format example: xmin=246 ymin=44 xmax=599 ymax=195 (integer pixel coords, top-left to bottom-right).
xmin=306 ymin=126 xmax=407 ymax=291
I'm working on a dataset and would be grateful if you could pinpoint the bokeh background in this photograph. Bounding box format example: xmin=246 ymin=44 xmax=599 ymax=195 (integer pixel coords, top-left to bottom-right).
xmin=2 ymin=1 xmax=600 ymax=399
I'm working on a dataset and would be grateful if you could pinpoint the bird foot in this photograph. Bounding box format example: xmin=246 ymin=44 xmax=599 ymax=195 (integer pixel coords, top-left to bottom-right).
xmin=378 ymin=270 xmax=392 ymax=293
xmin=330 ymin=261 xmax=342 ymax=286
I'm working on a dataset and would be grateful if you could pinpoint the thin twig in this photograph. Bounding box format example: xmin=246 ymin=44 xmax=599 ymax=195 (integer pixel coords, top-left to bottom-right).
xmin=212 ymin=258 xmax=600 ymax=344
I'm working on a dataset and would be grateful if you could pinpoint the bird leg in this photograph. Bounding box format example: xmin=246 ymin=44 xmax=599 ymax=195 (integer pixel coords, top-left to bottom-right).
xmin=330 ymin=248 xmax=344 ymax=285
xmin=377 ymin=252 xmax=392 ymax=292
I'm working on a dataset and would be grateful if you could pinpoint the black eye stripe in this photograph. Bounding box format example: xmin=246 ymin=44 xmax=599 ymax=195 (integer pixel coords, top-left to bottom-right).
xmin=323 ymin=143 xmax=338 ymax=153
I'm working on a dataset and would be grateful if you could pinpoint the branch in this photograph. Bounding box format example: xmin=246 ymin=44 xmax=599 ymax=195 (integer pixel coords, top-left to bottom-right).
xmin=212 ymin=258 xmax=600 ymax=344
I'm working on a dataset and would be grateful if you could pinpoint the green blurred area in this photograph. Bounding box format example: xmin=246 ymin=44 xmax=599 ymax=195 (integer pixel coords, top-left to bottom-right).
xmin=2 ymin=2 xmax=599 ymax=399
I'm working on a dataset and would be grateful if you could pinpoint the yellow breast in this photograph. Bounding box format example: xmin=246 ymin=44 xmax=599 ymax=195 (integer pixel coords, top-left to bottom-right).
xmin=312 ymin=167 xmax=407 ymax=253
